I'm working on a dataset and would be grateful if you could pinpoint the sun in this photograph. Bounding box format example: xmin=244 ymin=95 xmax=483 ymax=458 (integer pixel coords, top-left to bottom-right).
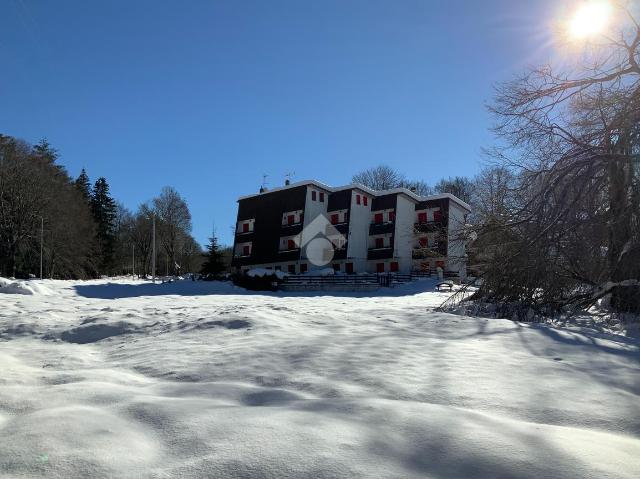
xmin=569 ymin=1 xmax=612 ymax=39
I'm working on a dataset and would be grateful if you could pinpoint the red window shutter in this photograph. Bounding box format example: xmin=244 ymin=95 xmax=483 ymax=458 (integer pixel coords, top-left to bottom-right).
xmin=374 ymin=213 xmax=383 ymax=224
xmin=242 ymin=223 xmax=249 ymax=232
xmin=434 ymin=210 xmax=442 ymax=222
xmin=356 ymin=194 xmax=361 ymax=205
xmin=288 ymin=215 xmax=295 ymax=225
xmin=243 ymin=245 xmax=250 ymax=256
xmin=345 ymin=262 xmax=354 ymax=274
xmin=363 ymin=196 xmax=368 ymax=206
xmin=331 ymin=214 xmax=339 ymax=225
xmin=418 ymin=212 xmax=427 ymax=223
xmin=287 ymin=239 xmax=296 ymax=250
xmin=419 ymin=237 xmax=428 ymax=247
xmin=389 ymin=211 xmax=395 ymax=222
xmin=312 ymin=191 xmax=317 ymax=201
xmin=300 ymin=263 xmax=307 ymax=273
xmin=375 ymin=237 xmax=384 ymax=249
xmin=390 ymin=262 xmax=399 ymax=272
xmin=319 ymin=192 xmax=325 ymax=202
xmin=376 ymin=263 xmax=385 ymax=273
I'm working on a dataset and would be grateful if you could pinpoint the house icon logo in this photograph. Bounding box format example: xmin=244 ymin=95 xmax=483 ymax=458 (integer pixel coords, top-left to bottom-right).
xmin=295 ymin=215 xmax=346 ymax=266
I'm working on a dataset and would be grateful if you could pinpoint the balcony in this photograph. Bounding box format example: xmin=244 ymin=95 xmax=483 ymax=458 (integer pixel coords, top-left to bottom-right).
xmin=414 ymin=221 xmax=443 ymax=233
xmin=367 ymin=246 xmax=394 ymax=260
xmin=281 ymin=222 xmax=303 ymax=235
xmin=369 ymin=222 xmax=395 ymax=235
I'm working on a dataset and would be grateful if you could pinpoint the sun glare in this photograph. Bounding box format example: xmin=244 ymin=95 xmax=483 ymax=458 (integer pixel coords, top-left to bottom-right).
xmin=569 ymin=1 xmax=612 ymax=39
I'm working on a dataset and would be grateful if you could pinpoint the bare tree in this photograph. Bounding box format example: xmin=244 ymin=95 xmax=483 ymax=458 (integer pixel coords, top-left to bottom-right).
xmin=152 ymin=186 xmax=192 ymax=275
xmin=352 ymin=165 xmax=406 ymax=190
xmin=467 ymin=2 xmax=640 ymax=315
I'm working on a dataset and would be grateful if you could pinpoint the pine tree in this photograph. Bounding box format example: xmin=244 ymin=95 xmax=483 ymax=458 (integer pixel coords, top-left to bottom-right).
xmin=91 ymin=177 xmax=117 ymax=274
xmin=75 ymin=169 xmax=91 ymax=202
xmin=33 ymin=138 xmax=58 ymax=164
xmin=200 ymin=233 xmax=225 ymax=279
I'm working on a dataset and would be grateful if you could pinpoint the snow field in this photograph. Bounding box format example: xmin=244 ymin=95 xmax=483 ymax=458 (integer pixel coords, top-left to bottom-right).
xmin=0 ymin=278 xmax=638 ymax=478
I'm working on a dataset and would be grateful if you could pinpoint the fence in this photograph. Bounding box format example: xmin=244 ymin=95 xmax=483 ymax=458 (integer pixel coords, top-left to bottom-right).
xmin=282 ymin=269 xmax=435 ymax=288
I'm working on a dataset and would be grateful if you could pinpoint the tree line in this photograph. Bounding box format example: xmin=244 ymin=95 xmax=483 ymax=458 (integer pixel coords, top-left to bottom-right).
xmin=0 ymin=134 xmax=206 ymax=279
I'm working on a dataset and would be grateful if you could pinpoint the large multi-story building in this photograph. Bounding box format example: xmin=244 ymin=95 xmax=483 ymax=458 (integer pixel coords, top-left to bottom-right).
xmin=231 ymin=180 xmax=471 ymax=276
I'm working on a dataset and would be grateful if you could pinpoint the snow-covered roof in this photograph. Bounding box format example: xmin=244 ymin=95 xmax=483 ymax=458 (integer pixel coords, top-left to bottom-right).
xmin=237 ymin=180 xmax=472 ymax=211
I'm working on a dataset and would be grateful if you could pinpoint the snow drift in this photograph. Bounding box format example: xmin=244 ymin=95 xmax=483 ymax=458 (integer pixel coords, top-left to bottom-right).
xmin=0 ymin=278 xmax=638 ymax=478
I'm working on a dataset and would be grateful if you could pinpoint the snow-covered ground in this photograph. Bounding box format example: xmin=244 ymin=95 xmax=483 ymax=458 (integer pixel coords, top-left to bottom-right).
xmin=0 ymin=278 xmax=639 ymax=478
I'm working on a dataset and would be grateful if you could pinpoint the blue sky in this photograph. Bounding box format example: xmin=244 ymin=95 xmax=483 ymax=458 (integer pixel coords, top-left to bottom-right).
xmin=1 ymin=0 xmax=559 ymax=246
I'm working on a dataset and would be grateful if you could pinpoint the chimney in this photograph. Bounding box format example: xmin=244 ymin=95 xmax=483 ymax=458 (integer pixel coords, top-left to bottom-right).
xmin=410 ymin=186 xmax=417 ymax=193
xmin=259 ymin=186 xmax=266 ymax=193
xmin=285 ymin=179 xmax=290 ymax=186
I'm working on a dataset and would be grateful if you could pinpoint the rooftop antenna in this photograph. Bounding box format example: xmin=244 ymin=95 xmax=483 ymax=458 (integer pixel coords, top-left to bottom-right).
xmin=259 ymin=174 xmax=268 ymax=193
xmin=284 ymin=171 xmax=295 ymax=186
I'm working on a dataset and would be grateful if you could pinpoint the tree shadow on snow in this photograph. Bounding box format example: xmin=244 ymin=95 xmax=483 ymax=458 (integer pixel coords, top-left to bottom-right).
xmin=73 ymin=279 xmax=447 ymax=300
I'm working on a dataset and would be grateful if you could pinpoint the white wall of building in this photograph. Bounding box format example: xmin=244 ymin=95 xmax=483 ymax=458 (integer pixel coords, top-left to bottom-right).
xmin=393 ymin=195 xmax=415 ymax=273
xmin=300 ymin=186 xmax=329 ymax=270
xmin=447 ymin=203 xmax=468 ymax=278
xmin=347 ymin=190 xmax=371 ymax=272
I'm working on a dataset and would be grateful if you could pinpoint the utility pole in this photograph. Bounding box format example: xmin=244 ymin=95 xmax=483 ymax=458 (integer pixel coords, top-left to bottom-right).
xmin=166 ymin=252 xmax=169 ymax=277
xmin=152 ymin=215 xmax=156 ymax=283
xmin=39 ymin=216 xmax=44 ymax=280
xmin=132 ymin=244 xmax=135 ymax=278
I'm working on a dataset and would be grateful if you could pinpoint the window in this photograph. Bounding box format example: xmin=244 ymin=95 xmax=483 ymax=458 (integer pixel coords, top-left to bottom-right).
xmin=345 ymin=262 xmax=354 ymax=274
xmin=376 ymin=262 xmax=385 ymax=273
xmin=288 ymin=215 xmax=295 ymax=225
xmin=436 ymin=260 xmax=445 ymax=269
xmin=331 ymin=214 xmax=339 ymax=225
xmin=419 ymin=237 xmax=428 ymax=248
xmin=356 ymin=194 xmax=361 ymax=205
xmin=333 ymin=263 xmax=340 ymax=272
xmin=418 ymin=212 xmax=427 ymax=224
xmin=300 ymin=263 xmax=307 ymax=273
xmin=242 ymin=222 xmax=249 ymax=233
xmin=390 ymin=262 xmax=399 ymax=272
xmin=312 ymin=191 xmax=317 ymax=201
xmin=434 ymin=210 xmax=442 ymax=222
xmin=287 ymin=239 xmax=296 ymax=250
xmin=319 ymin=192 xmax=325 ymax=202
xmin=275 ymin=265 xmax=282 ymax=271
xmin=363 ymin=196 xmax=368 ymax=206
xmin=288 ymin=264 xmax=296 ymax=274
xmin=388 ymin=211 xmax=395 ymax=222
xmin=242 ymin=245 xmax=250 ymax=256
xmin=375 ymin=237 xmax=384 ymax=249
xmin=374 ymin=213 xmax=383 ymax=224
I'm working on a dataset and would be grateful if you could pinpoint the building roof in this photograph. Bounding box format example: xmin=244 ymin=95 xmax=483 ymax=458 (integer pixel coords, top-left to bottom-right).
xmin=237 ymin=179 xmax=472 ymax=212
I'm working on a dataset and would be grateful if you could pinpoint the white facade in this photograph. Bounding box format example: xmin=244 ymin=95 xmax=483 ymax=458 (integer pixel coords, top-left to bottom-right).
xmin=234 ymin=180 xmax=471 ymax=276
